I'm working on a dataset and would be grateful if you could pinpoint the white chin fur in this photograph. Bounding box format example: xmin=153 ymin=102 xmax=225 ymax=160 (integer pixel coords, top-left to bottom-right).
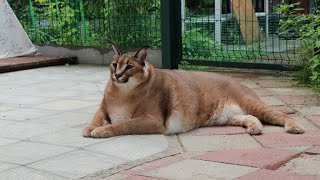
xmin=116 ymin=77 xmax=138 ymax=93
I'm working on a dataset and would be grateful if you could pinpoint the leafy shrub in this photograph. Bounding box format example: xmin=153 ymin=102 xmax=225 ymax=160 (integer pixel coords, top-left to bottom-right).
xmin=277 ymin=2 xmax=320 ymax=86
xmin=182 ymin=27 xmax=219 ymax=59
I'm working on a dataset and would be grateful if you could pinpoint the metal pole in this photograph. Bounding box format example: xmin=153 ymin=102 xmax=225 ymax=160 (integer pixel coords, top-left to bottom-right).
xmin=29 ymin=0 xmax=36 ymax=29
xmin=160 ymin=0 xmax=181 ymax=69
xmin=79 ymin=0 xmax=88 ymax=45
xmin=265 ymin=0 xmax=269 ymax=40
xmin=181 ymin=0 xmax=185 ymax=33
xmin=55 ymin=0 xmax=60 ymax=17
xmin=215 ymin=0 xmax=221 ymax=45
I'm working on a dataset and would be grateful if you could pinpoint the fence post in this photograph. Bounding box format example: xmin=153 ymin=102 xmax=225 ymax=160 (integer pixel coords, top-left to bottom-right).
xmin=160 ymin=0 xmax=181 ymax=69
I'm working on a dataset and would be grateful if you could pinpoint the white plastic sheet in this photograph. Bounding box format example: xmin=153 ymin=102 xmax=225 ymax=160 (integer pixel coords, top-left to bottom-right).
xmin=0 ymin=0 xmax=37 ymax=59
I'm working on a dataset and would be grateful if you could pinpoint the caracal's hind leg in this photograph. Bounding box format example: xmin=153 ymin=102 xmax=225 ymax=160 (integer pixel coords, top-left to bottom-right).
xmin=226 ymin=115 xmax=263 ymax=135
xmin=241 ymin=97 xmax=305 ymax=134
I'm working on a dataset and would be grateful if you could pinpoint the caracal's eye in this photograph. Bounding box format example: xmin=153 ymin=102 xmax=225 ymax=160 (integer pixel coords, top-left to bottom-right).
xmin=112 ymin=63 xmax=117 ymax=69
xmin=125 ymin=64 xmax=134 ymax=71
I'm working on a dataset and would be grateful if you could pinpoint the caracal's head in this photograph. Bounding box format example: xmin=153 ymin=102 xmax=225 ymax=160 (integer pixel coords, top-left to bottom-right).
xmin=108 ymin=40 xmax=151 ymax=88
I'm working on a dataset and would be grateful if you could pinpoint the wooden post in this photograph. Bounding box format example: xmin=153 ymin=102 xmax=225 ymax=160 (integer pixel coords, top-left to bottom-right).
xmin=232 ymin=0 xmax=263 ymax=44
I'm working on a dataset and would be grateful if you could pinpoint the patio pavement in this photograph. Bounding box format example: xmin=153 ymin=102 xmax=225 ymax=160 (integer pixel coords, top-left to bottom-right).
xmin=0 ymin=65 xmax=319 ymax=180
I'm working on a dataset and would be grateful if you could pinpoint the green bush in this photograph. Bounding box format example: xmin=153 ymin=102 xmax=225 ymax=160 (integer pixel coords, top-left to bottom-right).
xmin=277 ymin=2 xmax=320 ymax=86
xmin=182 ymin=27 xmax=219 ymax=59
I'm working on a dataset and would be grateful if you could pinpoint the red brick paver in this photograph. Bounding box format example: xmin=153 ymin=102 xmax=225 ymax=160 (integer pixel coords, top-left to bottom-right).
xmin=252 ymin=88 xmax=273 ymax=96
xmin=238 ymin=169 xmax=319 ymax=180
xmin=306 ymin=147 xmax=320 ymax=155
xmin=278 ymin=96 xmax=318 ymax=105
xmin=254 ymin=132 xmax=320 ymax=148
xmin=195 ymin=148 xmax=299 ymax=170
xmin=123 ymin=155 xmax=184 ymax=175
xmin=186 ymin=126 xmax=246 ymax=136
xmin=126 ymin=175 xmax=164 ymax=180
xmin=306 ymin=116 xmax=320 ymax=127
xmin=257 ymin=80 xmax=293 ymax=88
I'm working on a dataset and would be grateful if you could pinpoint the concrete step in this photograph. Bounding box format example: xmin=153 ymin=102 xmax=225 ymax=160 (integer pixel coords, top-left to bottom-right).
xmin=0 ymin=55 xmax=77 ymax=73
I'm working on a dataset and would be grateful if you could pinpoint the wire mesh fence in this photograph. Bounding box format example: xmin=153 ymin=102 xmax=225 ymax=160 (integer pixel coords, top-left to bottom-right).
xmin=9 ymin=0 xmax=161 ymax=48
xmin=181 ymin=0 xmax=308 ymax=67
xmin=9 ymin=0 xmax=311 ymax=69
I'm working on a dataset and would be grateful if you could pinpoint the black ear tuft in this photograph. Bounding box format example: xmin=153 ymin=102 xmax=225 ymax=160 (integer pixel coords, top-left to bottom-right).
xmin=107 ymin=39 xmax=122 ymax=56
xmin=134 ymin=45 xmax=152 ymax=64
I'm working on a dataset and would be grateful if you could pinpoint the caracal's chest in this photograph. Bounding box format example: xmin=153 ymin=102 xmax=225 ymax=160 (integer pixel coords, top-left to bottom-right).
xmin=107 ymin=102 xmax=133 ymax=123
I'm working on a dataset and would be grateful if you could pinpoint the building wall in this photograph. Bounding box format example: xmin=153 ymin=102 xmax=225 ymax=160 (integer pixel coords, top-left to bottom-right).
xmin=36 ymin=45 xmax=163 ymax=68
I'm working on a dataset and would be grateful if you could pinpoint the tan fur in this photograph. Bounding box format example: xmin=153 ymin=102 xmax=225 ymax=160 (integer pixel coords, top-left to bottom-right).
xmin=83 ymin=45 xmax=304 ymax=138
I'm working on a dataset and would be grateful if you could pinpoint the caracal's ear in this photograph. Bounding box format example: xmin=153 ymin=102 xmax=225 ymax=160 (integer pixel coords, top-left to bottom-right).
xmin=134 ymin=45 xmax=151 ymax=65
xmin=107 ymin=39 xmax=122 ymax=57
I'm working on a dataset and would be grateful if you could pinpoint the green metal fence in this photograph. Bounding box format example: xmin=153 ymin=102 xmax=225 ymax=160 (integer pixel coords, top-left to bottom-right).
xmin=10 ymin=0 xmax=161 ymax=48
xmin=10 ymin=0 xmax=308 ymax=70
xmin=181 ymin=0 xmax=307 ymax=70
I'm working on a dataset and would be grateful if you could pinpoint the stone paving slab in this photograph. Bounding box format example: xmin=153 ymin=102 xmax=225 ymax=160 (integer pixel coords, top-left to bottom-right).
xmin=0 ymin=138 xmax=19 ymax=147
xmin=252 ymin=88 xmax=273 ymax=96
xmin=27 ymin=111 xmax=93 ymax=128
xmin=179 ymin=134 xmax=261 ymax=151
xmin=0 ymin=108 xmax=59 ymax=121
xmin=0 ymin=166 xmax=67 ymax=180
xmin=0 ymin=141 xmax=74 ymax=165
xmin=0 ymin=121 xmax=65 ymax=140
xmin=279 ymin=154 xmax=320 ymax=176
xmin=143 ymin=159 xmax=257 ymax=180
xmin=84 ymin=135 xmax=168 ymax=161
xmin=3 ymin=96 xmax=57 ymax=107
xmin=260 ymin=96 xmax=286 ymax=106
xmin=32 ymin=99 xmax=98 ymax=111
xmin=0 ymin=163 xmax=19 ymax=173
xmin=294 ymin=105 xmax=320 ymax=116
xmin=293 ymin=116 xmax=320 ymax=131
xmin=238 ymin=169 xmax=319 ymax=180
xmin=124 ymin=155 xmax=184 ymax=175
xmin=240 ymin=79 xmax=260 ymax=88
xmin=30 ymin=128 xmax=108 ymax=148
xmin=27 ymin=150 xmax=125 ymax=179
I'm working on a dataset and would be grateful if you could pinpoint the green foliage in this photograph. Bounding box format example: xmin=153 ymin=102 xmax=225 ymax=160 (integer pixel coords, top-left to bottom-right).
xmin=277 ymin=2 xmax=320 ymax=86
xmin=102 ymin=0 xmax=161 ymax=48
xmin=182 ymin=27 xmax=218 ymax=59
xmin=22 ymin=1 xmax=81 ymax=45
xmin=13 ymin=0 xmax=160 ymax=48
xmin=182 ymin=25 xmax=263 ymax=62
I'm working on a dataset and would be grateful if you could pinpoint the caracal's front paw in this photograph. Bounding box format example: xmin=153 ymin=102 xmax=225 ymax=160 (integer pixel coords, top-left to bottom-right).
xmin=82 ymin=125 xmax=96 ymax=137
xmin=91 ymin=126 xmax=115 ymax=138
xmin=285 ymin=124 xmax=305 ymax=134
xmin=246 ymin=124 xmax=262 ymax=135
